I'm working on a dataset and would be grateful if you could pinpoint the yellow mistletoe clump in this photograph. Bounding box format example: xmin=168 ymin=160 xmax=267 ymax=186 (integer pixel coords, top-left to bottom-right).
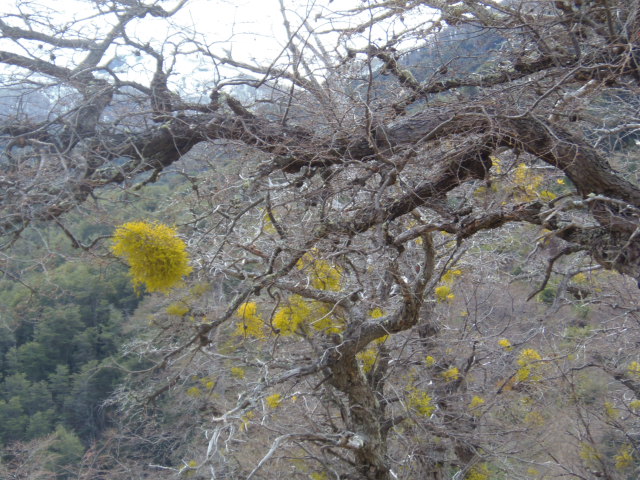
xmin=297 ymin=251 xmax=342 ymax=291
xmin=357 ymin=347 xmax=379 ymax=374
xmin=199 ymin=376 xmax=216 ymax=391
xmin=517 ymin=348 xmax=544 ymax=382
xmin=435 ymin=285 xmax=452 ymax=302
xmin=519 ymin=348 xmax=542 ymax=364
xmin=604 ymin=401 xmax=619 ymax=420
xmin=539 ymin=190 xmax=557 ymax=201
xmin=441 ymin=269 xmax=462 ymax=284
xmin=310 ymin=307 xmax=344 ymax=334
xmin=434 ymin=269 xmax=461 ymax=302
xmin=166 ymin=301 xmax=190 ymax=316
xmin=112 ymin=221 xmax=192 ymax=293
xmin=469 ymin=396 xmax=485 ymax=410
xmin=272 ymin=295 xmax=310 ymax=335
xmin=513 ymin=162 xmax=543 ymax=202
xmin=465 ymin=463 xmax=490 ymax=480
xmin=311 ymin=261 xmax=342 ymax=291
xmin=233 ymin=302 xmax=266 ymax=338
xmin=273 ymin=295 xmax=344 ymax=335
xmin=614 ymin=444 xmax=635 ymax=470
xmin=572 ymin=272 xmax=587 ymax=284
xmin=265 ymin=393 xmax=282 ymax=409
xmin=491 ymin=156 xmax=502 ymax=173
xmin=579 ymin=443 xmax=602 ymax=466
xmin=240 ymin=410 xmax=255 ymax=431
xmin=441 ymin=366 xmax=460 ymax=382
xmin=186 ymin=386 xmax=202 ymax=397
xmin=627 ymin=361 xmax=640 ymax=378
xmin=261 ymin=209 xmax=278 ymax=235
xmin=357 ymin=335 xmax=389 ymax=374
xmin=407 ymin=389 xmax=435 ymax=417
xmin=498 ymin=338 xmax=513 ymax=350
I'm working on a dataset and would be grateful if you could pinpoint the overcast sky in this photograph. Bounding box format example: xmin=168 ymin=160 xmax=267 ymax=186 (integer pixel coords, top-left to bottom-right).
xmin=0 ymin=0 xmax=430 ymax=97
xmin=1 ymin=1 xmax=332 ymax=81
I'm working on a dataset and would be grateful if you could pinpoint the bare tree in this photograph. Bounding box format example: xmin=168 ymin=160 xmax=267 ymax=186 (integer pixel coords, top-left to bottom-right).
xmin=2 ymin=0 xmax=640 ymax=479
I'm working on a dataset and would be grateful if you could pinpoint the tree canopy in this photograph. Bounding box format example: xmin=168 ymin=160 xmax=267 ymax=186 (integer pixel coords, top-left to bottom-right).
xmin=2 ymin=1 xmax=640 ymax=479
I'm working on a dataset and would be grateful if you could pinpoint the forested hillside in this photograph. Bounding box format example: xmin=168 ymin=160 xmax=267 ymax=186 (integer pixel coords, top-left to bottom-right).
xmin=0 ymin=179 xmax=193 ymax=476
xmin=1 ymin=1 xmax=640 ymax=479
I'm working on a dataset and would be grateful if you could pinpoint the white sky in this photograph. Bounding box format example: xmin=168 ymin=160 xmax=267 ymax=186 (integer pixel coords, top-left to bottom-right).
xmin=1 ymin=0 xmax=329 ymax=86
xmin=0 ymin=0 xmax=433 ymax=96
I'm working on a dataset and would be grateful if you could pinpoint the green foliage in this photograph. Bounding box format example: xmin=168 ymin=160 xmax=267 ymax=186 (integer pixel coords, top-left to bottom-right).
xmin=48 ymin=365 xmax=71 ymax=409
xmin=0 ymin=179 xmax=186 ymax=463
xmin=8 ymin=342 xmax=49 ymax=380
xmin=34 ymin=307 xmax=85 ymax=374
xmin=0 ymin=259 xmax=137 ymax=446
xmin=46 ymin=425 xmax=84 ymax=479
xmin=573 ymin=372 xmax=608 ymax=405
xmin=563 ymin=324 xmax=593 ymax=343
xmin=0 ymin=373 xmax=56 ymax=445
xmin=62 ymin=360 xmax=123 ymax=439
xmin=0 ymin=397 xmax=28 ymax=444
xmin=572 ymin=303 xmax=591 ymax=320
xmin=537 ymin=284 xmax=557 ymax=304
xmin=25 ymin=410 xmax=56 ymax=441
